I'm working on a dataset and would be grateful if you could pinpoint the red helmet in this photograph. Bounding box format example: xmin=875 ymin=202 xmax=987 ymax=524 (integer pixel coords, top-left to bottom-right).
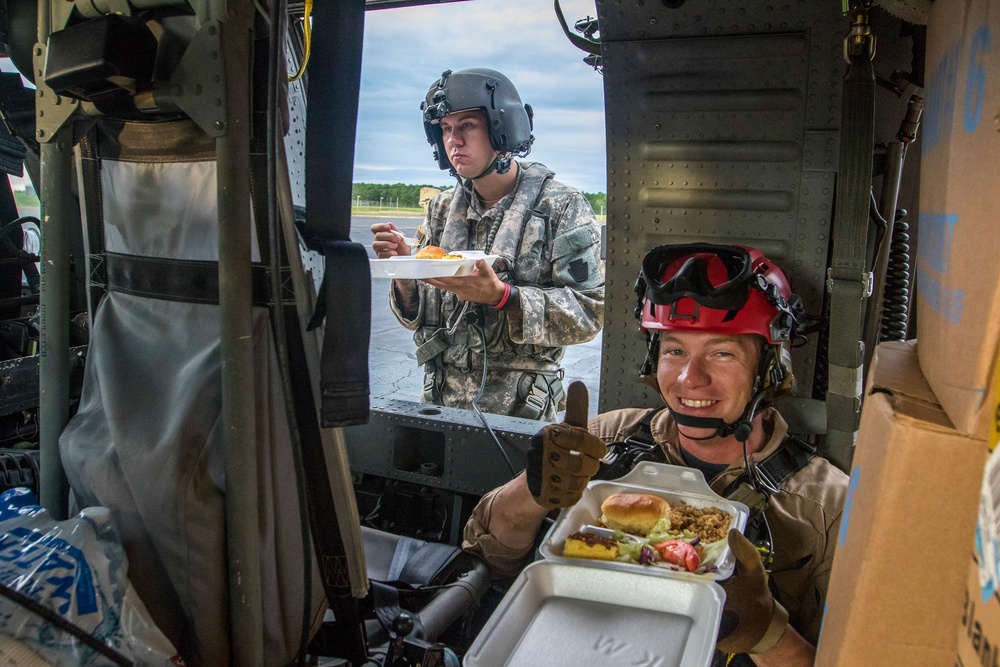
xmin=635 ymin=243 xmax=803 ymax=345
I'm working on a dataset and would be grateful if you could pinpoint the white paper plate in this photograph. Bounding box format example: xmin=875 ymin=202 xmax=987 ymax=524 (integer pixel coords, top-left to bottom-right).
xmin=369 ymin=251 xmax=499 ymax=279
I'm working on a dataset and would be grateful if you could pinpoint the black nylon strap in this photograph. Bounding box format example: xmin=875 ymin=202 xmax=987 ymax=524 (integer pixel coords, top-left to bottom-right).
xmin=314 ymin=241 xmax=371 ymax=427
xmin=627 ymin=407 xmax=663 ymax=447
xmin=305 ymin=0 xmax=371 ymax=427
xmin=398 ymin=542 xmax=466 ymax=587
xmin=103 ymin=252 xmax=269 ymax=306
xmin=0 ymin=178 xmax=24 ymax=320
xmin=723 ymin=437 xmax=816 ymax=498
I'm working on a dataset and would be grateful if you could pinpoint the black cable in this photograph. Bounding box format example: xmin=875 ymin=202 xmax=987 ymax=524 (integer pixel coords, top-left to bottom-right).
xmin=0 ymin=215 xmax=38 ymax=240
xmin=0 ymin=579 xmax=133 ymax=666
xmin=470 ymin=317 xmax=518 ymax=479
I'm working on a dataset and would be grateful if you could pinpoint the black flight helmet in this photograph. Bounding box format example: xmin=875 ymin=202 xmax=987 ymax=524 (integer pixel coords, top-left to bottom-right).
xmin=421 ymin=68 xmax=534 ymax=176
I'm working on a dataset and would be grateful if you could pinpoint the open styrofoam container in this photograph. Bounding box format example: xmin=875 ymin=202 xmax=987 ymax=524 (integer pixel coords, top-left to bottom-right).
xmin=463 ymin=559 xmax=725 ymax=667
xmin=541 ymin=462 xmax=749 ymax=581
xmin=465 ymin=463 xmax=749 ymax=667
xmin=368 ymin=251 xmax=499 ymax=279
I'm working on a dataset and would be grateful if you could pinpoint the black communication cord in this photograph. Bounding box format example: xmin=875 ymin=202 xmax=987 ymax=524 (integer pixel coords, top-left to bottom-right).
xmin=470 ymin=312 xmax=518 ymax=479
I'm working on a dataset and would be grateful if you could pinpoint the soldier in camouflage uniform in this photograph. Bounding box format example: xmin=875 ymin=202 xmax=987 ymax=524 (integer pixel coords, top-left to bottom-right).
xmin=371 ymin=68 xmax=604 ymax=420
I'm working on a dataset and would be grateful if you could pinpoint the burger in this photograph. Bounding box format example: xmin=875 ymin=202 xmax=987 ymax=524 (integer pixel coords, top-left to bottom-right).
xmin=600 ymin=493 xmax=671 ymax=536
xmin=415 ymin=245 xmax=464 ymax=260
xmin=415 ymin=245 xmax=446 ymax=259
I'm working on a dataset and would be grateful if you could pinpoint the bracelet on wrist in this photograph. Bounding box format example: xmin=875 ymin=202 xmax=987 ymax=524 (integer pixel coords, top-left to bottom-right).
xmin=492 ymin=282 xmax=512 ymax=310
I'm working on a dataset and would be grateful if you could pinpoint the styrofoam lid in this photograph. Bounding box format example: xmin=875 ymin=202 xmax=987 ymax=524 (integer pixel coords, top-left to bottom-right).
xmin=464 ymin=560 xmax=724 ymax=667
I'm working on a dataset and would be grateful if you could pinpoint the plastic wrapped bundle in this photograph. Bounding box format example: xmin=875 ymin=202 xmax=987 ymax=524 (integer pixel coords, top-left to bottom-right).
xmin=0 ymin=488 xmax=179 ymax=666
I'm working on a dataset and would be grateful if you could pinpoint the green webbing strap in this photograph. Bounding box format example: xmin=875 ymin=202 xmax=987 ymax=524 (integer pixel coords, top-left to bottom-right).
xmin=826 ymin=8 xmax=875 ymax=470
xmin=514 ymin=372 xmax=561 ymax=420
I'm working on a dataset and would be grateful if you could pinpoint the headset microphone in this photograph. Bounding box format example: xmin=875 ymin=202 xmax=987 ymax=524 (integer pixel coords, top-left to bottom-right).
xmin=733 ymin=420 xmax=754 ymax=443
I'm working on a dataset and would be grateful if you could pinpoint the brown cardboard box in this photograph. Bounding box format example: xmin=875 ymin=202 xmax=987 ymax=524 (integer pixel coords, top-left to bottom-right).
xmin=955 ymin=353 xmax=1000 ymax=666
xmin=816 ymin=341 xmax=987 ymax=667
xmin=916 ymin=0 xmax=1000 ymax=439
xmin=956 ymin=556 xmax=1000 ymax=667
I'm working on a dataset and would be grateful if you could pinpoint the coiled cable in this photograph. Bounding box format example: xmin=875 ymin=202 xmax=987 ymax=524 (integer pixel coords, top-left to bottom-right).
xmin=880 ymin=218 xmax=911 ymax=341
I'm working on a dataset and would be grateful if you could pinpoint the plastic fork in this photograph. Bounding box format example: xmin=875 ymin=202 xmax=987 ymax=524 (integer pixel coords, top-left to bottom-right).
xmin=580 ymin=525 xmax=643 ymax=543
xmin=388 ymin=228 xmax=418 ymax=247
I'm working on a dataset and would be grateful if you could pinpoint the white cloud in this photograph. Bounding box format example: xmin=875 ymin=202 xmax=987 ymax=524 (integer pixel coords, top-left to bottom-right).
xmin=355 ymin=0 xmax=607 ymax=193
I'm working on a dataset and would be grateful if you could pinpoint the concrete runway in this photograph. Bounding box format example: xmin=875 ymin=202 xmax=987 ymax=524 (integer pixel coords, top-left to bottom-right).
xmin=357 ymin=215 xmax=603 ymax=418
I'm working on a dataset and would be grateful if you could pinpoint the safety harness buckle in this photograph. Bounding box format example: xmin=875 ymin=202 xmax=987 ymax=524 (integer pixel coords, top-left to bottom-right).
xmin=415 ymin=332 xmax=451 ymax=367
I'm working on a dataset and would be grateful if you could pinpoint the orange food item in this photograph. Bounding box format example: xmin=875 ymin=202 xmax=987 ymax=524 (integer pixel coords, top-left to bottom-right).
xmin=563 ymin=532 xmax=620 ymax=561
xmin=415 ymin=245 xmax=445 ymax=259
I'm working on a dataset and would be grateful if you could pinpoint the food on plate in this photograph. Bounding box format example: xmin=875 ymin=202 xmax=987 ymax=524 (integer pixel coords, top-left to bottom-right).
xmin=600 ymin=493 xmax=670 ymax=535
xmin=415 ymin=245 xmax=446 ymax=259
xmin=560 ymin=494 xmax=735 ymax=574
xmin=563 ymin=531 xmax=620 ymax=561
xmin=415 ymin=245 xmax=464 ymax=260
xmin=669 ymin=503 xmax=731 ymax=544
xmin=653 ymin=539 xmax=701 ymax=572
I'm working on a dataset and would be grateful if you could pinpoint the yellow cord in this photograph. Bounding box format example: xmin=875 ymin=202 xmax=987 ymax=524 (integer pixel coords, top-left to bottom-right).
xmin=288 ymin=0 xmax=313 ymax=82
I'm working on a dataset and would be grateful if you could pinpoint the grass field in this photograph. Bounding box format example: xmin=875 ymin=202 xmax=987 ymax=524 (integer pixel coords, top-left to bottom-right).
xmin=14 ymin=191 xmax=38 ymax=209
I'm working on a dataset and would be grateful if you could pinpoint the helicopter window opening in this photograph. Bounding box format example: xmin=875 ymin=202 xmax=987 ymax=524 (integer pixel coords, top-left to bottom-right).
xmin=391 ymin=425 xmax=445 ymax=478
xmin=355 ymin=0 xmax=606 ymax=416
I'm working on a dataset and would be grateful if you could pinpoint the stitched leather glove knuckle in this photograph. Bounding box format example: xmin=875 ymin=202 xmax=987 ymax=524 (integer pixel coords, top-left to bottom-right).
xmin=526 ymin=382 xmax=602 ymax=510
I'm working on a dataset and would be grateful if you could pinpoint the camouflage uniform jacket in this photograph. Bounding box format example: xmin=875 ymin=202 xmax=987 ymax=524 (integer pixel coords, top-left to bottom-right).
xmin=389 ymin=161 xmax=605 ymax=420
xmin=463 ymin=408 xmax=847 ymax=646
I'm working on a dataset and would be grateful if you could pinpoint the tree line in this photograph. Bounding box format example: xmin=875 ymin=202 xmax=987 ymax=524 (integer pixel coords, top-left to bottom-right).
xmin=352 ymin=182 xmax=606 ymax=214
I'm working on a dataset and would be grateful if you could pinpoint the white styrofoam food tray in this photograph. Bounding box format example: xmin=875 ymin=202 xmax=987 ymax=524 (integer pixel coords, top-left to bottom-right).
xmin=540 ymin=462 xmax=749 ymax=580
xmin=368 ymin=251 xmax=499 ymax=279
xmin=463 ymin=560 xmax=725 ymax=667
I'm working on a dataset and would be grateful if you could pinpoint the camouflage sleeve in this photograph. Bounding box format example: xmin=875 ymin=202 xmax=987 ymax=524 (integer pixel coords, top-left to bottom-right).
xmin=388 ymin=279 xmax=422 ymax=330
xmin=509 ymin=192 xmax=605 ymax=346
xmin=388 ymin=203 xmax=439 ymax=330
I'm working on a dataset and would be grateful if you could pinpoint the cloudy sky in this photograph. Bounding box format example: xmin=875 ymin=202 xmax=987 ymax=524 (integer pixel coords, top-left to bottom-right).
xmin=353 ymin=0 xmax=608 ymax=193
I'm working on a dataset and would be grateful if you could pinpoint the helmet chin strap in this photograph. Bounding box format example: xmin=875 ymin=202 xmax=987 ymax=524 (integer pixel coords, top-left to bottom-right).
xmin=453 ymin=153 xmax=512 ymax=188
xmin=472 ymin=153 xmax=511 ymax=179
xmin=667 ymin=389 xmax=769 ymax=443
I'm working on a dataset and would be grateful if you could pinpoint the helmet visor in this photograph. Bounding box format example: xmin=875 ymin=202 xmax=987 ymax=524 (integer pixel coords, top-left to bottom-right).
xmin=640 ymin=243 xmax=754 ymax=312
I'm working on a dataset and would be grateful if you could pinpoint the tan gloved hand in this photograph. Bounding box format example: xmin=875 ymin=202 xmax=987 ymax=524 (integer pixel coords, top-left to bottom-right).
xmin=525 ymin=381 xmax=605 ymax=510
xmin=716 ymin=528 xmax=789 ymax=655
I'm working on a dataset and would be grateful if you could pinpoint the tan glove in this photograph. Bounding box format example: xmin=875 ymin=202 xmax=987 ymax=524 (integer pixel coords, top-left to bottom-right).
xmin=716 ymin=528 xmax=789 ymax=655
xmin=525 ymin=381 xmax=605 ymax=510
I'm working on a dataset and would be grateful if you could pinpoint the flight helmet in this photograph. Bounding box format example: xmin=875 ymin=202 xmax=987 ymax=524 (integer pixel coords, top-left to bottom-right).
xmin=421 ymin=68 xmax=534 ymax=177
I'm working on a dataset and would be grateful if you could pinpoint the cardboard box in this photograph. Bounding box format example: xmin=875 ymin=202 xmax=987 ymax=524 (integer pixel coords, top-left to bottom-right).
xmin=957 ymin=554 xmax=1000 ymax=667
xmin=816 ymin=340 xmax=987 ymax=667
xmin=916 ymin=0 xmax=1000 ymax=439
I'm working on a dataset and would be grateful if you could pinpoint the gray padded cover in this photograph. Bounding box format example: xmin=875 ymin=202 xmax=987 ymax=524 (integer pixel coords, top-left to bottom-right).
xmin=60 ymin=156 xmax=324 ymax=666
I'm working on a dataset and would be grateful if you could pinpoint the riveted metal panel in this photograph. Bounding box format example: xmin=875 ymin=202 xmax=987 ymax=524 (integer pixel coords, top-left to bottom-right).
xmin=597 ymin=0 xmax=846 ymax=412
xmin=344 ymin=398 xmax=535 ymax=497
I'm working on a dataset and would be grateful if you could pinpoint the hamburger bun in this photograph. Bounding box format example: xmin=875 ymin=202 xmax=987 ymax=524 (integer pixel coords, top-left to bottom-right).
xmin=600 ymin=493 xmax=670 ymax=536
xmin=415 ymin=245 xmax=446 ymax=259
